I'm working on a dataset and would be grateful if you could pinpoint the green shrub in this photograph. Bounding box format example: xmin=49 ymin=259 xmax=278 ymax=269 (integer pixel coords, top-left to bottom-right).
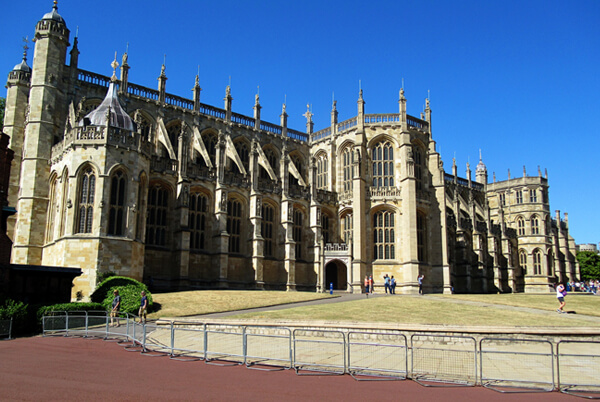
xmin=37 ymin=302 xmax=105 ymax=320
xmin=91 ymin=276 xmax=152 ymax=315
xmin=0 ymin=299 xmax=28 ymax=321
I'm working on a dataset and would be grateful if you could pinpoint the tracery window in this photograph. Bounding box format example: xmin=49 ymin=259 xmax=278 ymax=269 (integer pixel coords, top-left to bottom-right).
xmin=342 ymin=146 xmax=354 ymax=192
xmin=417 ymin=212 xmax=426 ymax=261
xmin=529 ymin=188 xmax=538 ymax=203
xmin=293 ymin=209 xmax=303 ymax=260
xmin=517 ymin=216 xmax=525 ymax=236
xmin=189 ymin=192 xmax=209 ymax=250
xmin=519 ymin=249 xmax=528 ymax=273
xmin=260 ymin=148 xmax=279 ymax=179
xmin=499 ymin=193 xmax=506 ymax=206
xmin=321 ymin=213 xmax=330 ymax=244
xmin=343 ymin=213 xmax=353 ymax=244
xmin=373 ymin=210 xmax=395 ymax=260
xmin=316 ymin=154 xmax=328 ymax=190
xmin=262 ymin=203 xmax=274 ymax=257
xmin=413 ymin=146 xmax=423 ymax=191
xmin=372 ymin=141 xmax=394 ymax=187
xmin=531 ymin=215 xmax=540 ymax=235
xmin=289 ymin=154 xmax=304 ymax=187
xmin=202 ymin=132 xmax=217 ymax=166
xmin=46 ymin=175 xmax=58 ymax=243
xmin=533 ymin=249 xmax=542 ymax=275
xmin=234 ymin=141 xmax=249 ymax=174
xmin=227 ymin=199 xmax=242 ymax=253
xmin=108 ymin=170 xmax=127 ymax=236
xmin=146 ymin=184 xmax=169 ymax=246
xmin=77 ymin=167 xmax=96 ymax=234
xmin=166 ymin=121 xmax=182 ymax=154
xmin=516 ymin=190 xmax=523 ymax=204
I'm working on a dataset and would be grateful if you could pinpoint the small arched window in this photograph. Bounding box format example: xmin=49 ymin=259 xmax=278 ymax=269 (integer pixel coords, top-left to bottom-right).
xmin=531 ymin=215 xmax=540 ymax=235
xmin=519 ymin=249 xmax=528 ymax=273
xmin=262 ymin=203 xmax=275 ymax=257
xmin=317 ymin=154 xmax=328 ymax=190
xmin=517 ymin=216 xmax=525 ymax=236
xmin=108 ymin=170 xmax=127 ymax=236
xmin=373 ymin=210 xmax=395 ymax=260
xmin=77 ymin=167 xmax=96 ymax=234
xmin=533 ymin=249 xmax=542 ymax=275
xmin=372 ymin=141 xmax=394 ymax=187
xmin=189 ymin=192 xmax=209 ymax=250
xmin=293 ymin=208 xmax=303 ymax=260
xmin=342 ymin=146 xmax=354 ymax=192
xmin=343 ymin=213 xmax=353 ymax=244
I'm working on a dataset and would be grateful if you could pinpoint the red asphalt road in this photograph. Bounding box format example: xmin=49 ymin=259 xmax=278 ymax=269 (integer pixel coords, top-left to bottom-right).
xmin=0 ymin=336 xmax=582 ymax=401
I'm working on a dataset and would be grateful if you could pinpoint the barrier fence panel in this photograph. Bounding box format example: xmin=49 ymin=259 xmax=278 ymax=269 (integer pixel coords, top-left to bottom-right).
xmin=65 ymin=311 xmax=88 ymax=337
xmin=557 ymin=340 xmax=600 ymax=398
xmin=170 ymin=323 xmax=206 ymax=361
xmin=125 ymin=320 xmax=146 ymax=351
xmin=480 ymin=337 xmax=554 ymax=392
xmin=43 ymin=312 xmax=67 ymax=336
xmin=293 ymin=329 xmax=346 ymax=375
xmin=0 ymin=318 xmax=12 ymax=340
xmin=411 ymin=334 xmax=477 ymax=386
xmin=205 ymin=324 xmax=245 ymax=365
xmin=244 ymin=326 xmax=292 ymax=370
xmin=348 ymin=331 xmax=407 ymax=380
xmin=85 ymin=311 xmax=110 ymax=338
xmin=142 ymin=322 xmax=172 ymax=355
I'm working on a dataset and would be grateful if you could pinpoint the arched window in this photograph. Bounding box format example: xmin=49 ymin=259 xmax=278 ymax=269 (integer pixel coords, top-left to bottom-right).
xmin=529 ymin=188 xmax=538 ymax=203
xmin=517 ymin=216 xmax=525 ymax=236
xmin=531 ymin=215 xmax=540 ymax=235
xmin=262 ymin=203 xmax=274 ymax=257
xmin=372 ymin=141 xmax=394 ymax=187
xmin=413 ymin=146 xmax=423 ymax=191
xmin=146 ymin=184 xmax=169 ymax=246
xmin=201 ymin=132 xmax=217 ymax=166
xmin=293 ymin=209 xmax=303 ymax=260
xmin=108 ymin=170 xmax=127 ymax=236
xmin=59 ymin=169 xmax=69 ymax=237
xmin=45 ymin=174 xmax=58 ymax=243
xmin=136 ymin=174 xmax=147 ymax=240
xmin=516 ymin=190 xmax=523 ymax=204
xmin=547 ymin=249 xmax=554 ymax=276
xmin=321 ymin=213 xmax=330 ymax=244
xmin=373 ymin=210 xmax=395 ymax=260
xmin=166 ymin=121 xmax=182 ymax=154
xmin=234 ymin=141 xmax=249 ymax=174
xmin=289 ymin=154 xmax=304 ymax=187
xmin=342 ymin=146 xmax=354 ymax=192
xmin=227 ymin=199 xmax=242 ymax=253
xmin=316 ymin=154 xmax=328 ymax=190
xmin=77 ymin=167 xmax=96 ymax=234
xmin=519 ymin=249 xmax=528 ymax=273
xmin=260 ymin=148 xmax=279 ymax=179
xmin=343 ymin=213 xmax=353 ymax=244
xmin=417 ymin=212 xmax=426 ymax=262
xmin=189 ymin=192 xmax=209 ymax=250
xmin=135 ymin=112 xmax=152 ymax=142
xmin=533 ymin=249 xmax=542 ymax=275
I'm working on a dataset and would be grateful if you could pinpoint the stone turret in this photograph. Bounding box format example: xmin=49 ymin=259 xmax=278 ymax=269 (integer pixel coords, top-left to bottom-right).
xmin=476 ymin=150 xmax=488 ymax=185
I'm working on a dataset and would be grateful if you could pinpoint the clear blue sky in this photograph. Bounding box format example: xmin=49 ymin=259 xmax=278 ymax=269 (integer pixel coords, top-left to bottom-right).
xmin=1 ymin=0 xmax=598 ymax=244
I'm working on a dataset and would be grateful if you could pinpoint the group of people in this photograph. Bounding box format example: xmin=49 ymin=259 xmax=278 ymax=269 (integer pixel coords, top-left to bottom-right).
xmin=110 ymin=290 xmax=149 ymax=326
xmin=364 ymin=274 xmax=425 ymax=295
xmin=566 ymin=280 xmax=599 ymax=294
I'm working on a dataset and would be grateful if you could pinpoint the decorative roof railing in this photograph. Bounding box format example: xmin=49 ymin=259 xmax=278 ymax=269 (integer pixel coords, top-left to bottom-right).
xmin=78 ymin=69 xmax=112 ymax=88
xmin=127 ymin=82 xmax=159 ymax=101
xmin=365 ymin=113 xmax=400 ymax=124
xmin=231 ymin=112 xmax=255 ymax=127
xmin=166 ymin=93 xmax=194 ymax=110
xmin=337 ymin=116 xmax=358 ymax=132
xmin=311 ymin=127 xmax=331 ymax=142
xmin=444 ymin=173 xmax=484 ymax=191
xmin=287 ymin=128 xmax=309 ymax=142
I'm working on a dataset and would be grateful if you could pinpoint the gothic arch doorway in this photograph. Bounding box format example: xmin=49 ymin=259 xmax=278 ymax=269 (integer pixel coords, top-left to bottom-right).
xmin=325 ymin=260 xmax=347 ymax=291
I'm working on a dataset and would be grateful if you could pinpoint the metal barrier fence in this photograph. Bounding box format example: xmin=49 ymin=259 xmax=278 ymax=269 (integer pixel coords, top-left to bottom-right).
xmin=480 ymin=338 xmax=554 ymax=392
xmin=0 ymin=318 xmax=12 ymax=340
xmin=411 ymin=334 xmax=477 ymax=386
xmin=557 ymin=340 xmax=600 ymax=398
xmin=41 ymin=312 xmax=600 ymax=397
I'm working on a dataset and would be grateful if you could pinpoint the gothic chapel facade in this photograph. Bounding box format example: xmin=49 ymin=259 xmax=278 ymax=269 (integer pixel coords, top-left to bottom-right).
xmin=4 ymin=4 xmax=579 ymax=299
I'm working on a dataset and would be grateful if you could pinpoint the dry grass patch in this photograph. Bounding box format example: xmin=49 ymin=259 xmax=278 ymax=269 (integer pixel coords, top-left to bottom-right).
xmin=231 ymin=295 xmax=600 ymax=327
xmin=436 ymin=293 xmax=600 ymax=317
xmin=148 ymin=290 xmax=335 ymax=318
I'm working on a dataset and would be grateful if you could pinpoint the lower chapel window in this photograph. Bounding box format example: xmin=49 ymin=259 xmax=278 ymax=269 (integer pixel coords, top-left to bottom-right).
xmin=293 ymin=209 xmax=303 ymax=260
xmin=77 ymin=167 xmax=96 ymax=234
xmin=262 ymin=204 xmax=274 ymax=257
xmin=533 ymin=249 xmax=542 ymax=275
xmin=373 ymin=210 xmax=395 ymax=260
xmin=227 ymin=199 xmax=242 ymax=253
xmin=108 ymin=171 xmax=127 ymax=236
xmin=343 ymin=214 xmax=353 ymax=244
xmin=189 ymin=193 xmax=209 ymax=250
xmin=146 ymin=185 xmax=169 ymax=246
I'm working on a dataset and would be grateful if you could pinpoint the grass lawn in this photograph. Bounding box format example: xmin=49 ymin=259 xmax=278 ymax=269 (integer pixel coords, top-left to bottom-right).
xmin=148 ymin=290 xmax=335 ymax=319
xmin=229 ymin=294 xmax=600 ymax=327
xmin=436 ymin=293 xmax=600 ymax=317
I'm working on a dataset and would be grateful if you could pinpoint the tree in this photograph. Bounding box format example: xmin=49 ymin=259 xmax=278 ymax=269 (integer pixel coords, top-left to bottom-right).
xmin=576 ymin=251 xmax=600 ymax=281
xmin=0 ymin=97 xmax=5 ymax=132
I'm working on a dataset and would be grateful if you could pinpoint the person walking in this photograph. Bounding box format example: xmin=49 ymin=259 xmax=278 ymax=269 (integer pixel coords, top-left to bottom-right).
xmin=418 ymin=274 xmax=425 ymax=295
xmin=390 ymin=276 xmax=396 ymax=294
xmin=556 ymin=282 xmax=567 ymax=313
xmin=384 ymin=274 xmax=390 ymax=294
xmin=139 ymin=291 xmax=148 ymax=323
xmin=369 ymin=275 xmax=374 ymax=294
xmin=110 ymin=289 xmax=121 ymax=327
xmin=364 ymin=275 xmax=370 ymax=294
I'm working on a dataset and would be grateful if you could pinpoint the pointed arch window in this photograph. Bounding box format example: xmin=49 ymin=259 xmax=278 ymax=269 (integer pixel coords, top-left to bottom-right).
xmin=531 ymin=215 xmax=540 ymax=235
xmin=189 ymin=192 xmax=209 ymax=250
xmin=108 ymin=170 xmax=127 ymax=236
xmin=260 ymin=148 xmax=279 ymax=179
xmin=519 ymin=249 xmax=528 ymax=274
xmin=262 ymin=203 xmax=274 ymax=257
xmin=289 ymin=154 xmax=304 ymax=187
xmin=166 ymin=121 xmax=182 ymax=154
xmin=417 ymin=212 xmax=427 ymax=262
xmin=293 ymin=209 xmax=303 ymax=260
xmin=342 ymin=146 xmax=354 ymax=192
xmin=373 ymin=210 xmax=395 ymax=260
xmin=533 ymin=249 xmax=542 ymax=275
xmin=45 ymin=175 xmax=58 ymax=243
xmin=413 ymin=146 xmax=423 ymax=191
xmin=317 ymin=154 xmax=328 ymax=190
xmin=372 ymin=141 xmax=394 ymax=187
xmin=343 ymin=213 xmax=353 ymax=244
xmin=146 ymin=184 xmax=169 ymax=246
xmin=321 ymin=213 xmax=330 ymax=244
xmin=227 ymin=199 xmax=242 ymax=253
xmin=77 ymin=167 xmax=96 ymax=234
xmin=201 ymin=132 xmax=217 ymax=167
xmin=234 ymin=141 xmax=249 ymax=174
xmin=517 ymin=216 xmax=526 ymax=236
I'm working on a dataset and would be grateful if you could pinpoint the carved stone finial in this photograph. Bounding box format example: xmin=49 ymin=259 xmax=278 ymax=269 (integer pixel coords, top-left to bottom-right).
xmin=110 ymin=52 xmax=119 ymax=82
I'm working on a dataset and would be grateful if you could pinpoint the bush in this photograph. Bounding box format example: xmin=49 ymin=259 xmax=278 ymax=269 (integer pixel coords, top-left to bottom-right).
xmin=91 ymin=276 xmax=152 ymax=315
xmin=37 ymin=302 xmax=105 ymax=320
xmin=0 ymin=299 xmax=31 ymax=337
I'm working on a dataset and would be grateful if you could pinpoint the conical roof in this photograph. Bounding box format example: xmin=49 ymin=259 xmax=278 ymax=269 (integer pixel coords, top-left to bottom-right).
xmin=42 ymin=2 xmax=65 ymax=24
xmin=82 ymin=82 xmax=134 ymax=131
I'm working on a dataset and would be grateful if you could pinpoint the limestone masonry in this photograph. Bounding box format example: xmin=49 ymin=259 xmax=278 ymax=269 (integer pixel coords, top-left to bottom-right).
xmin=3 ymin=3 xmax=578 ymax=300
